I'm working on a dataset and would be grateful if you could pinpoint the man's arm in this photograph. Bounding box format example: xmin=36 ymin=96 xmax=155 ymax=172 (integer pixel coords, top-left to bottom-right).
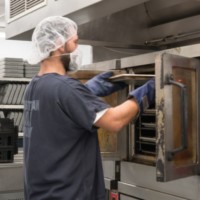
xmin=94 ymin=99 xmax=138 ymax=132
xmin=95 ymin=79 xmax=155 ymax=132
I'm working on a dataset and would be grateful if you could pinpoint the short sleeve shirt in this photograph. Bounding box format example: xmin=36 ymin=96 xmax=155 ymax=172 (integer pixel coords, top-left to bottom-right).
xmin=23 ymin=73 xmax=109 ymax=200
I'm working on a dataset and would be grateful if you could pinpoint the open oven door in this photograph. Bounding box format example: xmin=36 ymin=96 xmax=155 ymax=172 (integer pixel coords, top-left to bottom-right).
xmin=155 ymin=52 xmax=200 ymax=182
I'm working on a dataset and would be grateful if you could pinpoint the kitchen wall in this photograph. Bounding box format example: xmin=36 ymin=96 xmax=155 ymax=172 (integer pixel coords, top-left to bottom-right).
xmin=0 ymin=38 xmax=93 ymax=65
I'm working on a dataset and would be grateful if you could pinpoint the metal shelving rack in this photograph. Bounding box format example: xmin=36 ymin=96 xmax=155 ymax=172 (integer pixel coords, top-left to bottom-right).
xmin=0 ymin=78 xmax=31 ymax=145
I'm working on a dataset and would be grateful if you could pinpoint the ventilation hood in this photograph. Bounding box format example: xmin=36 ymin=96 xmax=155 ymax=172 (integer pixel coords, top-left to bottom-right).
xmin=5 ymin=0 xmax=200 ymax=61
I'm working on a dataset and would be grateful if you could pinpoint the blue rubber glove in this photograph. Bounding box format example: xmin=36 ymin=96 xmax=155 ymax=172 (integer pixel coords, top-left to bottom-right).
xmin=85 ymin=71 xmax=127 ymax=97
xmin=129 ymin=79 xmax=155 ymax=113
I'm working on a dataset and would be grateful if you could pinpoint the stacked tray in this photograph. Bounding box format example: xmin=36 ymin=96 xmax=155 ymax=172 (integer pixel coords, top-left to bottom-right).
xmin=0 ymin=83 xmax=27 ymax=105
xmin=24 ymin=62 xmax=39 ymax=78
xmin=0 ymin=111 xmax=4 ymax=118
xmin=0 ymin=58 xmax=24 ymax=78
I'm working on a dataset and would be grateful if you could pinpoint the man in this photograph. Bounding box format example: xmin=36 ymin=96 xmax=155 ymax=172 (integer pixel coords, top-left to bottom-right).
xmin=24 ymin=16 xmax=155 ymax=200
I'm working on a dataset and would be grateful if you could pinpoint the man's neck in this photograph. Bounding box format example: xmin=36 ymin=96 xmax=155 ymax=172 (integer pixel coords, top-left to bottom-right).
xmin=38 ymin=58 xmax=66 ymax=76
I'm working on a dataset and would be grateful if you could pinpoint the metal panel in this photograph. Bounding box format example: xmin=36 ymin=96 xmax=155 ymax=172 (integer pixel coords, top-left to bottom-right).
xmin=119 ymin=182 xmax=189 ymax=200
xmin=120 ymin=43 xmax=200 ymax=69
xmin=0 ymin=191 xmax=24 ymax=200
xmin=10 ymin=1 xmax=25 ymax=18
xmin=5 ymin=0 xmax=102 ymax=38
xmin=120 ymin=194 xmax=140 ymax=200
xmin=120 ymin=162 xmax=200 ymax=200
xmin=0 ymin=151 xmax=23 ymax=199
xmin=69 ymin=0 xmax=149 ymax=25
xmin=5 ymin=0 xmax=149 ymax=39
xmin=0 ymin=164 xmax=23 ymax=192
xmin=8 ymin=0 xmax=47 ymax=22
xmin=104 ymin=178 xmax=117 ymax=190
xmin=81 ymin=59 xmax=120 ymax=70
xmin=155 ymin=53 xmax=200 ymax=182
xmin=102 ymin=160 xmax=120 ymax=180
xmin=148 ymin=15 xmax=200 ymax=46
xmin=27 ymin=0 xmax=45 ymax=10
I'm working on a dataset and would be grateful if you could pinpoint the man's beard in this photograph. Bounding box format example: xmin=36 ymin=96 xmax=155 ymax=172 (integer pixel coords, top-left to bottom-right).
xmin=60 ymin=54 xmax=71 ymax=72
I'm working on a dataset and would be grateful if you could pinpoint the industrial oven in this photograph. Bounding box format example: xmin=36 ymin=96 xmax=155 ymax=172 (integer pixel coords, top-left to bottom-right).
xmin=116 ymin=51 xmax=200 ymax=200
xmin=75 ymin=45 xmax=200 ymax=200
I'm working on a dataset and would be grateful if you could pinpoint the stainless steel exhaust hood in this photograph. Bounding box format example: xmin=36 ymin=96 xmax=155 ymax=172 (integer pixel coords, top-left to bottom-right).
xmin=5 ymin=0 xmax=200 ymax=61
xmin=5 ymin=0 xmax=149 ymax=40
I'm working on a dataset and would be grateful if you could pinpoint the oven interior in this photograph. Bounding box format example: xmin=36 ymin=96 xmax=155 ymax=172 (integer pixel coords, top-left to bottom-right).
xmin=127 ymin=65 xmax=156 ymax=166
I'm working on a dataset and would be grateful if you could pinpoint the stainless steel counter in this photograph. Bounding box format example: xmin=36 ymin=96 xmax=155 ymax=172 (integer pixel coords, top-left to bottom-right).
xmin=0 ymin=150 xmax=24 ymax=200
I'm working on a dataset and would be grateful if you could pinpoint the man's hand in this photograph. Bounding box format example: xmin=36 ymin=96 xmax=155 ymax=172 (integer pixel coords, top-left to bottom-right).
xmin=85 ymin=71 xmax=127 ymax=97
xmin=129 ymin=79 xmax=155 ymax=113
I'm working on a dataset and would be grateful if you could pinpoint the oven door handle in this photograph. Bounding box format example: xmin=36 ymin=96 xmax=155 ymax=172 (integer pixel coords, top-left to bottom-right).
xmin=165 ymin=74 xmax=188 ymax=161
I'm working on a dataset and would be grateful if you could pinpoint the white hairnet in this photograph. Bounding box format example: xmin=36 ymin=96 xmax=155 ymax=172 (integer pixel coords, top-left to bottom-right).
xmin=28 ymin=16 xmax=78 ymax=65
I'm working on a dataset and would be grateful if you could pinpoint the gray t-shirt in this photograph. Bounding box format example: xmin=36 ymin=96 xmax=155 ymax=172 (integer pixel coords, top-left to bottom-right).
xmin=23 ymin=73 xmax=109 ymax=200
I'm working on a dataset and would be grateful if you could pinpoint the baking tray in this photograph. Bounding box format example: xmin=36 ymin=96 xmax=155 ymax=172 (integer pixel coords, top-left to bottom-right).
xmin=141 ymin=122 xmax=156 ymax=128
xmin=109 ymin=74 xmax=155 ymax=83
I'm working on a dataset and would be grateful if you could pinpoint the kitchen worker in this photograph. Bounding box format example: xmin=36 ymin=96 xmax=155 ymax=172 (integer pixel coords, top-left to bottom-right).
xmin=23 ymin=16 xmax=155 ymax=200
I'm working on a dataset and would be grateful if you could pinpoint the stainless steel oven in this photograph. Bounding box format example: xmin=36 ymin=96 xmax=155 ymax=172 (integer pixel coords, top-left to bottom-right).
xmin=106 ymin=52 xmax=200 ymax=182
xmin=71 ymin=50 xmax=200 ymax=200
xmin=116 ymin=51 xmax=200 ymax=200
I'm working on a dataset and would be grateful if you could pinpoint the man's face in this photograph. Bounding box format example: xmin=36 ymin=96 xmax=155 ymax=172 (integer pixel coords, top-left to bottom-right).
xmin=59 ymin=34 xmax=79 ymax=72
xmin=64 ymin=35 xmax=79 ymax=53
